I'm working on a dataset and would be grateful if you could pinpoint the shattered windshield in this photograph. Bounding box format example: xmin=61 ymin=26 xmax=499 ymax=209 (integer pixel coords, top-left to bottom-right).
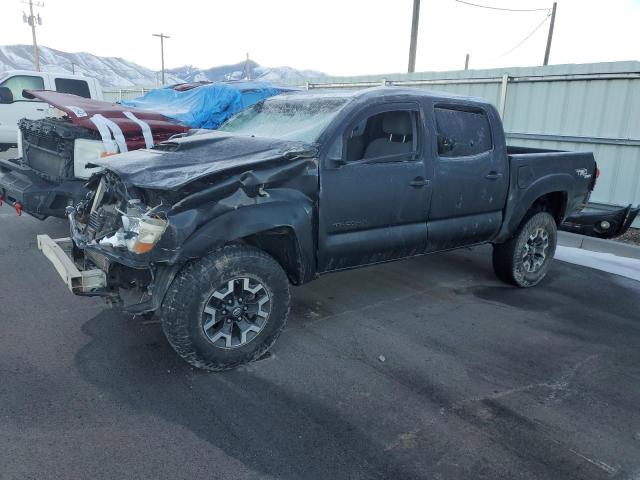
xmin=218 ymin=95 xmax=350 ymax=143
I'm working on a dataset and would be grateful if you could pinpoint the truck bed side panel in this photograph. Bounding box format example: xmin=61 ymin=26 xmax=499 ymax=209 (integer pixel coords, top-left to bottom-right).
xmin=495 ymin=150 xmax=596 ymax=242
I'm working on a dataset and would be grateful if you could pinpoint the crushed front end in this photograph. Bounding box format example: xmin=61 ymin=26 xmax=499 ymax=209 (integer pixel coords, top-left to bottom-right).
xmin=39 ymin=171 xmax=183 ymax=314
xmin=37 ymin=129 xmax=320 ymax=315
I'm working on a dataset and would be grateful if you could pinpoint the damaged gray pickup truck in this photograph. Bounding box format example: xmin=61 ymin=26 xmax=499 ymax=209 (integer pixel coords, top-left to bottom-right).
xmin=38 ymin=88 xmax=597 ymax=371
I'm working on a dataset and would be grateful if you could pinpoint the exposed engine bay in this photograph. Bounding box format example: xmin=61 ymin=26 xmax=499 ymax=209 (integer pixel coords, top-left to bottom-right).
xmin=64 ymin=172 xmax=175 ymax=308
xmin=75 ymin=172 xmax=169 ymax=254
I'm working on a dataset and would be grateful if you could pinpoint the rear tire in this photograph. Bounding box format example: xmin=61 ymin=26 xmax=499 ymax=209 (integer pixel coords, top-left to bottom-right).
xmin=161 ymin=244 xmax=290 ymax=371
xmin=492 ymin=212 xmax=557 ymax=288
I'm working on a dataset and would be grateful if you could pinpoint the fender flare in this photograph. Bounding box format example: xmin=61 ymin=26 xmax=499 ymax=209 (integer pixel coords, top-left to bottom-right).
xmin=173 ymin=197 xmax=316 ymax=283
xmin=496 ymin=173 xmax=574 ymax=242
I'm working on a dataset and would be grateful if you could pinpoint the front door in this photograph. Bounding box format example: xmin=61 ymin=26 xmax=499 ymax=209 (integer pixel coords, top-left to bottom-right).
xmin=318 ymin=103 xmax=431 ymax=271
xmin=0 ymin=74 xmax=49 ymax=145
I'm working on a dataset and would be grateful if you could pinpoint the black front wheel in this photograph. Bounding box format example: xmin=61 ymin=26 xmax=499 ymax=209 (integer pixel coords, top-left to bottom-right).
xmin=492 ymin=211 xmax=557 ymax=288
xmin=161 ymin=244 xmax=290 ymax=371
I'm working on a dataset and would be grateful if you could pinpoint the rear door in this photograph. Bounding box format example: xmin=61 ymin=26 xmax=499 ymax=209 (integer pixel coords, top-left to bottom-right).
xmin=426 ymin=104 xmax=508 ymax=250
xmin=53 ymin=77 xmax=92 ymax=98
xmin=318 ymin=102 xmax=431 ymax=271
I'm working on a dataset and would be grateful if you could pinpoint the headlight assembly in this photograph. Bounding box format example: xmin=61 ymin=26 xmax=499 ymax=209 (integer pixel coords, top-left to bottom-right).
xmin=126 ymin=215 xmax=167 ymax=254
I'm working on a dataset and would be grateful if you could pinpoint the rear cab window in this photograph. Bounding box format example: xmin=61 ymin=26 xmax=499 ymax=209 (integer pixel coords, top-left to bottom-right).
xmin=54 ymin=78 xmax=91 ymax=98
xmin=434 ymin=106 xmax=492 ymax=158
xmin=0 ymin=75 xmax=45 ymax=101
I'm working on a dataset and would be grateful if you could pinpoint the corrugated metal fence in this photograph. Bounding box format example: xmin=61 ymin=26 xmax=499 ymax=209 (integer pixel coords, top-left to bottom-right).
xmin=103 ymin=88 xmax=151 ymax=102
xmin=104 ymin=61 xmax=640 ymax=222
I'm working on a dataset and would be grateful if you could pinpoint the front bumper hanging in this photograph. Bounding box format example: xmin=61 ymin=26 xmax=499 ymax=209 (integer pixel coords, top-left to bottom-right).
xmin=560 ymin=203 xmax=639 ymax=239
xmin=37 ymin=235 xmax=107 ymax=293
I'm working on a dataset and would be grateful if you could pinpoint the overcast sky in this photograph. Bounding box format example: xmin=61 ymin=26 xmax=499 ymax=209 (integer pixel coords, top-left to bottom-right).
xmin=1 ymin=0 xmax=638 ymax=74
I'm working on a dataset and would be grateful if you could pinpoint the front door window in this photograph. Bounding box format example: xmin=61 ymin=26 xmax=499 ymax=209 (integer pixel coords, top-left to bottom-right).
xmin=0 ymin=75 xmax=45 ymax=101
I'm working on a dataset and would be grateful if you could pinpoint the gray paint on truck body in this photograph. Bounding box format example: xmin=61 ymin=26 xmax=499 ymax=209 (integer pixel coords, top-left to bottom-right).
xmin=70 ymin=87 xmax=596 ymax=313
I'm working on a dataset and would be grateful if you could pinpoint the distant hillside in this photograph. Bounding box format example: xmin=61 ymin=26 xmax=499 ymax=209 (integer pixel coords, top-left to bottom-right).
xmin=166 ymin=59 xmax=325 ymax=83
xmin=0 ymin=45 xmax=183 ymax=87
xmin=0 ymin=45 xmax=325 ymax=88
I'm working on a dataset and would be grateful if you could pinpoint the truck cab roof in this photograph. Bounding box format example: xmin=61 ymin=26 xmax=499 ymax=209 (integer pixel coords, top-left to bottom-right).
xmin=272 ymin=86 xmax=492 ymax=107
xmin=0 ymin=69 xmax=99 ymax=83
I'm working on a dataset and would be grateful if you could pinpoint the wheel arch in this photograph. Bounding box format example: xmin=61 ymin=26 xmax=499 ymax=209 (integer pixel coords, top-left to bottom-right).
xmin=240 ymin=226 xmax=310 ymax=285
xmin=527 ymin=191 xmax=568 ymax=226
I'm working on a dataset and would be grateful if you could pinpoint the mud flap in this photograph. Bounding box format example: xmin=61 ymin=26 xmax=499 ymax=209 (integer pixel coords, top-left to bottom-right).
xmin=560 ymin=204 xmax=640 ymax=239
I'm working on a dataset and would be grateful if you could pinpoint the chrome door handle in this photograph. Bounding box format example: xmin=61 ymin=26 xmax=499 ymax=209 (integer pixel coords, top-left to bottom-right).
xmin=485 ymin=171 xmax=503 ymax=180
xmin=409 ymin=178 xmax=430 ymax=188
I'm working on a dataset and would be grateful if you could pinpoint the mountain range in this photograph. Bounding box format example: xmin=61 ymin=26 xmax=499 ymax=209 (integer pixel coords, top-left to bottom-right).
xmin=0 ymin=45 xmax=325 ymax=88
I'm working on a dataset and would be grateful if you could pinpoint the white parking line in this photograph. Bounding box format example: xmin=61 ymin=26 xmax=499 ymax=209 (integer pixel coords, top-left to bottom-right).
xmin=556 ymin=245 xmax=640 ymax=282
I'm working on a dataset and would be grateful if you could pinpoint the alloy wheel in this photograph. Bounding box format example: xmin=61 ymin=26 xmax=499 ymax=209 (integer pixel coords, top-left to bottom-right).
xmin=202 ymin=277 xmax=271 ymax=349
xmin=521 ymin=227 xmax=549 ymax=273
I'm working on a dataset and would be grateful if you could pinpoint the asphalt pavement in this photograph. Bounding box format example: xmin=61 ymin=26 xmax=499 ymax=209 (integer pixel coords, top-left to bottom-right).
xmin=1 ymin=208 xmax=639 ymax=480
xmin=0 ymin=148 xmax=18 ymax=161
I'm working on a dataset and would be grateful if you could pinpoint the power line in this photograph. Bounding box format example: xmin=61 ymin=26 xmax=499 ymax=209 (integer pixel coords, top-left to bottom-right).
xmin=455 ymin=0 xmax=550 ymax=13
xmin=490 ymin=12 xmax=551 ymax=60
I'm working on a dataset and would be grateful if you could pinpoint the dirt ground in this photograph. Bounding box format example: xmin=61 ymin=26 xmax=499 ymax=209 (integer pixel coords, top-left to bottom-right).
xmin=617 ymin=227 xmax=640 ymax=246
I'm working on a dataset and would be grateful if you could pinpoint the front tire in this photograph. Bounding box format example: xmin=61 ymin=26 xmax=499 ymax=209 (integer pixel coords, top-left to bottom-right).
xmin=161 ymin=244 xmax=290 ymax=371
xmin=492 ymin=212 xmax=557 ymax=288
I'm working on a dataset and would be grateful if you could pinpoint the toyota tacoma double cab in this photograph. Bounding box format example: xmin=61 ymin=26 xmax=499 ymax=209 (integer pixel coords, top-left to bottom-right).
xmin=38 ymin=87 xmax=598 ymax=371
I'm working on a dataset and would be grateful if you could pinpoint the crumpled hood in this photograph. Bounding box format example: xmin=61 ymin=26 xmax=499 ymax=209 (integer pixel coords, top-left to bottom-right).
xmin=25 ymin=89 xmax=189 ymax=150
xmin=92 ymin=130 xmax=317 ymax=190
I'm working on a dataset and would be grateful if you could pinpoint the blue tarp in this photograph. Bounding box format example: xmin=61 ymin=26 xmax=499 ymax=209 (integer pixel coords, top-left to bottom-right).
xmin=121 ymin=81 xmax=293 ymax=130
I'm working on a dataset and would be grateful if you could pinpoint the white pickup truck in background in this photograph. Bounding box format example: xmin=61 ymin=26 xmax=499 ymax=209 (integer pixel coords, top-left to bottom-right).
xmin=0 ymin=70 xmax=103 ymax=151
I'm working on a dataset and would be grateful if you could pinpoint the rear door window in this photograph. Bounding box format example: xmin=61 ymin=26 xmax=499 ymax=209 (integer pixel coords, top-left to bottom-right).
xmin=0 ymin=75 xmax=44 ymax=101
xmin=54 ymin=78 xmax=91 ymax=98
xmin=435 ymin=107 xmax=492 ymax=158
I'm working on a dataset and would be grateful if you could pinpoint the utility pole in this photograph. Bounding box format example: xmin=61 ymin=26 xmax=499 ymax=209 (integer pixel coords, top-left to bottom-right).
xmin=152 ymin=33 xmax=170 ymax=85
xmin=22 ymin=0 xmax=44 ymax=72
xmin=464 ymin=53 xmax=470 ymax=70
xmin=243 ymin=52 xmax=252 ymax=80
xmin=543 ymin=2 xmax=557 ymax=66
xmin=407 ymin=0 xmax=420 ymax=73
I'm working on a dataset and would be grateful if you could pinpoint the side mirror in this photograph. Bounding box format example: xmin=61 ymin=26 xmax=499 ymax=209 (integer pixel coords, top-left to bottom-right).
xmin=325 ymin=136 xmax=346 ymax=168
xmin=330 ymin=158 xmax=348 ymax=168
xmin=0 ymin=86 xmax=13 ymax=104
xmin=437 ymin=134 xmax=456 ymax=155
